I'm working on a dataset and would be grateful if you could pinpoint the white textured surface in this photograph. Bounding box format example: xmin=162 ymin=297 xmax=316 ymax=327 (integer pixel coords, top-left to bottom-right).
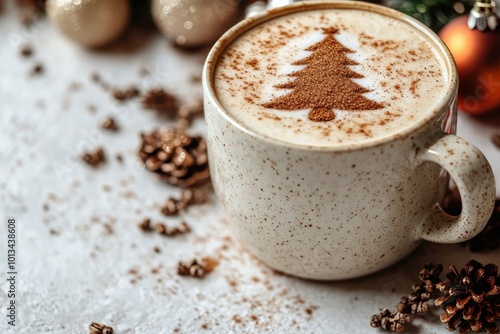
xmin=0 ymin=3 xmax=499 ymax=333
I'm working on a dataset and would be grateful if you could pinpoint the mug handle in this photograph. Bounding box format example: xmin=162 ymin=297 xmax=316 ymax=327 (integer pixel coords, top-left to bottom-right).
xmin=415 ymin=134 xmax=496 ymax=243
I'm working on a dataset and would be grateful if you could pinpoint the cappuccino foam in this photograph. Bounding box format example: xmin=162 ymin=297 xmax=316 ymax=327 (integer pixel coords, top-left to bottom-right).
xmin=213 ymin=8 xmax=449 ymax=147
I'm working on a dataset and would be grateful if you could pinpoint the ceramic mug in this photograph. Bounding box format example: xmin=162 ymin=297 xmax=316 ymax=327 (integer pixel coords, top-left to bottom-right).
xmin=202 ymin=1 xmax=496 ymax=280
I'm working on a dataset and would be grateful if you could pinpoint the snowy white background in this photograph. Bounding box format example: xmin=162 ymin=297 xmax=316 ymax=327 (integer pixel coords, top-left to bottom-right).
xmin=0 ymin=2 xmax=499 ymax=333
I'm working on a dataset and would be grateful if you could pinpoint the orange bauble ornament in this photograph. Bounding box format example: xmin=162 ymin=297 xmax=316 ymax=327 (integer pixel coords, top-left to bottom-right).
xmin=439 ymin=0 xmax=500 ymax=116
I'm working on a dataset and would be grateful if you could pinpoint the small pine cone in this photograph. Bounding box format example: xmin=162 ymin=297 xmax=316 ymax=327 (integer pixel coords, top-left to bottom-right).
xmin=155 ymin=221 xmax=190 ymax=236
xmin=435 ymin=260 xmax=500 ymax=334
xmin=139 ymin=128 xmax=210 ymax=187
xmin=395 ymin=263 xmax=442 ymax=317
xmin=160 ymin=188 xmax=209 ymax=216
xmin=89 ymin=322 xmax=114 ymax=334
xmin=371 ymin=309 xmax=410 ymax=332
xmin=167 ymin=221 xmax=191 ymax=236
xmin=397 ymin=293 xmax=430 ymax=316
xmin=177 ymin=257 xmax=218 ymax=278
xmin=418 ymin=263 xmax=443 ymax=284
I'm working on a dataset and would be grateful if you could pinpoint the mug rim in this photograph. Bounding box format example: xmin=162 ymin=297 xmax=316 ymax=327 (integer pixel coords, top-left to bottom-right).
xmin=202 ymin=0 xmax=458 ymax=152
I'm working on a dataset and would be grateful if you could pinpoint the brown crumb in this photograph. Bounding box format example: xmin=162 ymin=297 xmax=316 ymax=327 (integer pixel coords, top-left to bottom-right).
xmin=115 ymin=154 xmax=124 ymax=164
xmin=141 ymin=88 xmax=178 ymax=117
xmin=113 ymin=86 xmax=140 ymax=102
xmin=103 ymin=224 xmax=113 ymax=235
xmin=29 ymin=63 xmax=44 ymax=76
xmin=161 ymin=188 xmax=209 ymax=216
xmin=20 ymin=44 xmax=33 ymax=57
xmin=177 ymin=257 xmax=218 ymax=278
xmin=90 ymin=72 xmax=110 ymax=91
xmin=91 ymin=72 xmax=101 ymax=83
xmin=100 ymin=117 xmax=119 ymax=132
xmin=138 ymin=218 xmax=152 ymax=232
xmin=89 ymin=322 xmax=114 ymax=334
xmin=155 ymin=221 xmax=190 ymax=237
xmin=370 ymin=309 xmax=410 ymax=332
xmin=153 ymin=246 xmax=161 ymax=253
xmin=250 ymin=314 xmax=259 ymax=324
xmin=81 ymin=148 xmax=105 ymax=167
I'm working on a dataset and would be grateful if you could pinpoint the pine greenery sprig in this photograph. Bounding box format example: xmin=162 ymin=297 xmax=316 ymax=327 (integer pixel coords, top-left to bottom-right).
xmin=385 ymin=0 xmax=475 ymax=31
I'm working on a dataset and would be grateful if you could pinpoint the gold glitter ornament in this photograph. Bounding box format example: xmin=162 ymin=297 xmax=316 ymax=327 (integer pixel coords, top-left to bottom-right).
xmin=46 ymin=0 xmax=130 ymax=48
xmin=151 ymin=0 xmax=239 ymax=48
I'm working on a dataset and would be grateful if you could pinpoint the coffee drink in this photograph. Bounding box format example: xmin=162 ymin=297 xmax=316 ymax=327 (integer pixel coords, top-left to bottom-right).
xmin=214 ymin=8 xmax=449 ymax=147
xmin=204 ymin=1 xmax=495 ymax=279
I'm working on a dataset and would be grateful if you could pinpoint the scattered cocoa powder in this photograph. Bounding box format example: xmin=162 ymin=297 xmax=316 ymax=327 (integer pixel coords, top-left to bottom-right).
xmin=29 ymin=63 xmax=44 ymax=76
xmin=113 ymin=86 xmax=140 ymax=102
xmin=160 ymin=188 xmax=209 ymax=216
xmin=100 ymin=117 xmax=119 ymax=132
xmin=20 ymin=44 xmax=33 ymax=58
xmin=141 ymin=88 xmax=178 ymax=117
xmin=410 ymin=79 xmax=421 ymax=97
xmin=245 ymin=58 xmax=260 ymax=70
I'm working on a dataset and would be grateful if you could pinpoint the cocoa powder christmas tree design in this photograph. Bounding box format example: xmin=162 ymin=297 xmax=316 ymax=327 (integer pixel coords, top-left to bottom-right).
xmin=262 ymin=27 xmax=384 ymax=122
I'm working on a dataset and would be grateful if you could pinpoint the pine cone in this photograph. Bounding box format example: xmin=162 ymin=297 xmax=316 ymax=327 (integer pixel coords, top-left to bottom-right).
xmin=397 ymin=263 xmax=443 ymax=316
xmin=370 ymin=309 xmax=411 ymax=332
xmin=139 ymin=128 xmax=210 ymax=187
xmin=177 ymin=257 xmax=218 ymax=278
xmin=435 ymin=260 xmax=500 ymax=334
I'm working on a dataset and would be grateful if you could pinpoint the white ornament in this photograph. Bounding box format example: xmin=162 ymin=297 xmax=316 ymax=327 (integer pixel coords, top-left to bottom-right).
xmin=151 ymin=0 xmax=239 ymax=48
xmin=46 ymin=0 xmax=130 ymax=48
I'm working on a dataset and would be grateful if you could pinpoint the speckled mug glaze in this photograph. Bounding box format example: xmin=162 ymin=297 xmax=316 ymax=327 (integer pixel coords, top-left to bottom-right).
xmin=202 ymin=1 xmax=496 ymax=280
